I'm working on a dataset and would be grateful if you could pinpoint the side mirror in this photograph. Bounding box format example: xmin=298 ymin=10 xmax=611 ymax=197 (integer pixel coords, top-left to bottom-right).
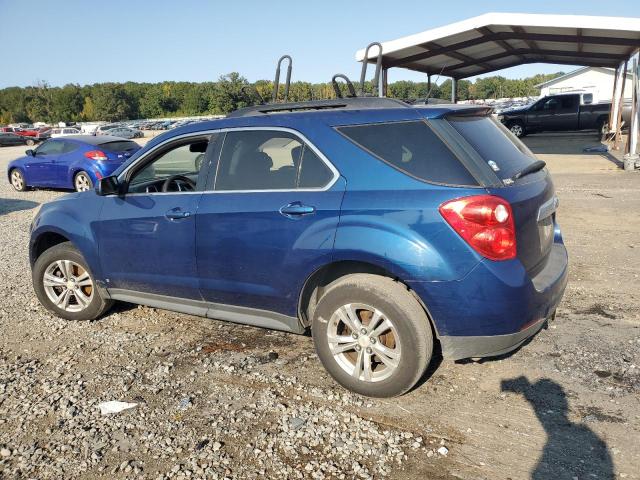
xmin=96 ymin=176 xmax=120 ymax=196
xmin=25 ymin=149 xmax=34 ymax=156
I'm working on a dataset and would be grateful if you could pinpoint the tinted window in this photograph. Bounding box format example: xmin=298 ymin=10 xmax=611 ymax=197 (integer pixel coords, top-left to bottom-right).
xmin=62 ymin=141 xmax=78 ymax=153
xmin=337 ymin=121 xmax=477 ymax=185
xmin=215 ymin=130 xmax=332 ymax=191
xmin=100 ymin=140 xmax=139 ymax=152
xmin=36 ymin=140 xmax=65 ymax=155
xmin=448 ymin=116 xmax=536 ymax=181
xmin=299 ymin=146 xmax=333 ymax=188
xmin=560 ymin=95 xmax=578 ymax=109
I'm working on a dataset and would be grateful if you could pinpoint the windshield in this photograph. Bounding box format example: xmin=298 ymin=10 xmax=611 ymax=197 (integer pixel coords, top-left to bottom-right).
xmin=447 ymin=115 xmax=537 ymax=180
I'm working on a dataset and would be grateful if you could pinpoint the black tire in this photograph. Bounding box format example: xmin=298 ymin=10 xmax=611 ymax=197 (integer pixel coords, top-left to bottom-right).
xmin=32 ymin=241 xmax=113 ymax=321
xmin=9 ymin=168 xmax=28 ymax=192
xmin=507 ymin=121 xmax=526 ymax=138
xmin=312 ymin=274 xmax=433 ymax=397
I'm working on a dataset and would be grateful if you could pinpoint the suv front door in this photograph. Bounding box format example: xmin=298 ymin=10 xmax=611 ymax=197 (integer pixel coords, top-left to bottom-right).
xmin=196 ymin=128 xmax=345 ymax=322
xmin=97 ymin=134 xmax=218 ymax=300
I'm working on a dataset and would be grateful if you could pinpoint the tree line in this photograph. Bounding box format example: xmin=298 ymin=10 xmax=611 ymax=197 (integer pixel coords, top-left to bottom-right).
xmin=0 ymin=72 xmax=563 ymax=125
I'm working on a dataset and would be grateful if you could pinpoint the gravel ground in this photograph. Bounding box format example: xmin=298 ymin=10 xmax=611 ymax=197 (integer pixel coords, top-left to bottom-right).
xmin=1 ymin=132 xmax=639 ymax=479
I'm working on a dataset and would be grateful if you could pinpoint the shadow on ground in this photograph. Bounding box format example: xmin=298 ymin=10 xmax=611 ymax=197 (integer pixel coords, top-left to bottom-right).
xmin=0 ymin=198 xmax=39 ymax=216
xmin=502 ymin=376 xmax=614 ymax=480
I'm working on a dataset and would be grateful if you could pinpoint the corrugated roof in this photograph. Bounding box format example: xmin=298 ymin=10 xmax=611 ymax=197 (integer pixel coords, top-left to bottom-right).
xmin=356 ymin=13 xmax=640 ymax=79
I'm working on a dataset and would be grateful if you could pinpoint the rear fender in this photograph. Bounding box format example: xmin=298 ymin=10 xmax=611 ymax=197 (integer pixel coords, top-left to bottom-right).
xmin=333 ymin=216 xmax=480 ymax=282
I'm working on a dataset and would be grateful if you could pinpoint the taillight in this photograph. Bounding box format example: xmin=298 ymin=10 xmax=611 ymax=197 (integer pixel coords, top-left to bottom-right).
xmin=439 ymin=195 xmax=516 ymax=261
xmin=84 ymin=150 xmax=108 ymax=161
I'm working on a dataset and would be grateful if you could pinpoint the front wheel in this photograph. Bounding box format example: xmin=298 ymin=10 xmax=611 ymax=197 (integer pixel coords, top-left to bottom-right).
xmin=10 ymin=169 xmax=27 ymax=191
xmin=312 ymin=274 xmax=433 ymax=397
xmin=508 ymin=121 xmax=525 ymax=138
xmin=32 ymin=242 xmax=112 ymax=321
xmin=74 ymin=171 xmax=93 ymax=192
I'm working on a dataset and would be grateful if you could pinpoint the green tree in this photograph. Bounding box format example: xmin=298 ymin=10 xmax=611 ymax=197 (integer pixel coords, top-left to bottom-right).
xmin=91 ymin=83 xmax=134 ymax=121
xmin=208 ymin=72 xmax=249 ymax=114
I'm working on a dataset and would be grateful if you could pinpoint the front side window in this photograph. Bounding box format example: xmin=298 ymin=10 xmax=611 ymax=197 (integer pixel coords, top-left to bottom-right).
xmin=214 ymin=130 xmax=334 ymax=191
xmin=36 ymin=140 xmax=65 ymax=155
xmin=337 ymin=120 xmax=478 ymax=186
xmin=128 ymin=136 xmax=213 ymax=193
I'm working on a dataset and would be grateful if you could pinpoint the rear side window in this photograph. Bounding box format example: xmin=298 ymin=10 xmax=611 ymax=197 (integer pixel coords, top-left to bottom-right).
xmin=100 ymin=141 xmax=139 ymax=152
xmin=215 ymin=130 xmax=335 ymax=191
xmin=448 ymin=116 xmax=536 ymax=181
xmin=337 ymin=121 xmax=478 ymax=186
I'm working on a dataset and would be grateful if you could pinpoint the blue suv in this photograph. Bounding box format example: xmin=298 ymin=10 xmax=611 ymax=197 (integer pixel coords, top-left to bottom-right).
xmin=29 ymin=98 xmax=567 ymax=397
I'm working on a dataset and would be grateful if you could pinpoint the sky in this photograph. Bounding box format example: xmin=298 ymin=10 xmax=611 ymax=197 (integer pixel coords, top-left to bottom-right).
xmin=0 ymin=0 xmax=637 ymax=88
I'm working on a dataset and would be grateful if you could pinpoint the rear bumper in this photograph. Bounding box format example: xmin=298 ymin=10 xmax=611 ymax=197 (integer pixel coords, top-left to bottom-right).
xmin=409 ymin=241 xmax=568 ymax=360
xmin=439 ymin=316 xmax=549 ymax=360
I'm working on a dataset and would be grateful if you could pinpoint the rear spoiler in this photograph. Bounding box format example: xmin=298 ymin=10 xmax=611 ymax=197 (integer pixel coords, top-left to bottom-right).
xmin=443 ymin=106 xmax=494 ymax=118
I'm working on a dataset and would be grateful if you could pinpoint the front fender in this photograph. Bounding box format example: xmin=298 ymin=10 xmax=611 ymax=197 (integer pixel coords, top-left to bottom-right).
xmin=30 ymin=194 xmax=105 ymax=281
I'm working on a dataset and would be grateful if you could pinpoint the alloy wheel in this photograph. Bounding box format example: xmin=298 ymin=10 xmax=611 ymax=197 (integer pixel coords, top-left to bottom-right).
xmin=510 ymin=124 xmax=523 ymax=137
xmin=75 ymin=173 xmax=92 ymax=192
xmin=10 ymin=170 xmax=24 ymax=191
xmin=42 ymin=260 xmax=94 ymax=312
xmin=327 ymin=303 xmax=401 ymax=383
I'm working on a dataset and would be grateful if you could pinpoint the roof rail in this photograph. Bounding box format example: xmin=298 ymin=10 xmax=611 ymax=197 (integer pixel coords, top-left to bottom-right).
xmin=332 ymin=74 xmax=357 ymax=98
xmin=227 ymin=97 xmax=410 ymax=117
xmin=359 ymin=42 xmax=383 ymax=96
xmin=272 ymin=55 xmax=292 ymax=102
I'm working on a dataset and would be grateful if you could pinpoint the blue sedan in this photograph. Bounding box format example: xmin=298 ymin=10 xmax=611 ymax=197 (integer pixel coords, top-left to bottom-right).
xmin=7 ymin=135 xmax=141 ymax=192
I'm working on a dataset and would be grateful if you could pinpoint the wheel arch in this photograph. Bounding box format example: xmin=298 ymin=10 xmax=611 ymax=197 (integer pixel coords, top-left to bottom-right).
xmin=297 ymin=260 xmax=440 ymax=338
xmin=30 ymin=230 xmax=71 ymax=266
xmin=8 ymin=164 xmax=27 ymax=184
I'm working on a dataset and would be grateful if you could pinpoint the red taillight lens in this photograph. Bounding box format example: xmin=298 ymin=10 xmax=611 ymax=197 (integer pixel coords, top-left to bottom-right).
xmin=84 ymin=150 xmax=108 ymax=161
xmin=439 ymin=195 xmax=516 ymax=261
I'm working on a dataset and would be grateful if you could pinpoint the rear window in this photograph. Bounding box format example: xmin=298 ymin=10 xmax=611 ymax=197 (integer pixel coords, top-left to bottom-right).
xmin=99 ymin=140 xmax=139 ymax=152
xmin=448 ymin=116 xmax=536 ymax=181
xmin=337 ymin=121 xmax=478 ymax=186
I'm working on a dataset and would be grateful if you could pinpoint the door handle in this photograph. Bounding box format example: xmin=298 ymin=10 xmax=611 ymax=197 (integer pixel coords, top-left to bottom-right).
xmin=165 ymin=209 xmax=191 ymax=220
xmin=279 ymin=202 xmax=316 ymax=218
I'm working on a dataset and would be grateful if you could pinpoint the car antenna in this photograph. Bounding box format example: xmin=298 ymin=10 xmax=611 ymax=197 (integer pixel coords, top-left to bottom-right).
xmin=331 ymin=74 xmax=357 ymax=99
xmin=272 ymin=55 xmax=293 ymax=103
xmin=359 ymin=42 xmax=382 ymax=96
xmin=425 ymin=63 xmax=448 ymax=102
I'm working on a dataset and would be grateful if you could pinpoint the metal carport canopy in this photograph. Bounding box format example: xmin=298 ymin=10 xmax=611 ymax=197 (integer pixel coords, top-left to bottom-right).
xmin=355 ymin=12 xmax=640 ymax=79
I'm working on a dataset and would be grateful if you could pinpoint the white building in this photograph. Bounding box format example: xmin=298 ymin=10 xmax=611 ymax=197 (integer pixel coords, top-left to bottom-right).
xmin=536 ymin=66 xmax=632 ymax=103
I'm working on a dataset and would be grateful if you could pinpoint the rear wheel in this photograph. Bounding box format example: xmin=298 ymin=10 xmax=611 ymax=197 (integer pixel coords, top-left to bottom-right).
xmin=312 ymin=274 xmax=433 ymax=397
xmin=508 ymin=121 xmax=525 ymax=138
xmin=26 ymin=138 xmax=35 ymax=146
xmin=74 ymin=171 xmax=93 ymax=192
xmin=10 ymin=169 xmax=27 ymax=191
xmin=32 ymin=242 xmax=112 ymax=321
xmin=597 ymin=117 xmax=609 ymax=137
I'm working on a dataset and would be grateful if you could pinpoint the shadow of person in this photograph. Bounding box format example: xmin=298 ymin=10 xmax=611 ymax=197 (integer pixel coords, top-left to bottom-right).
xmin=501 ymin=376 xmax=614 ymax=480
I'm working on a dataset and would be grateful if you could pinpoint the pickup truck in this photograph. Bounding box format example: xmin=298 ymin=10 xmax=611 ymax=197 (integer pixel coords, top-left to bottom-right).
xmin=496 ymin=93 xmax=628 ymax=138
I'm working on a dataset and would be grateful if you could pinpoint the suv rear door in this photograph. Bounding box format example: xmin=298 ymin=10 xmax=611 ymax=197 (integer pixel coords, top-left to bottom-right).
xmin=195 ymin=128 xmax=344 ymax=320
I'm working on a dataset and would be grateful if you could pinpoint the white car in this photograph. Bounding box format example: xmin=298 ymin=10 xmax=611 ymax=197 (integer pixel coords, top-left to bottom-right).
xmin=50 ymin=128 xmax=81 ymax=138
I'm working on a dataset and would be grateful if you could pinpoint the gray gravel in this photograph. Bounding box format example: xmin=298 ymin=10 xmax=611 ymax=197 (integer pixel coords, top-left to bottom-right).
xmin=2 ymin=137 xmax=640 ymax=480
